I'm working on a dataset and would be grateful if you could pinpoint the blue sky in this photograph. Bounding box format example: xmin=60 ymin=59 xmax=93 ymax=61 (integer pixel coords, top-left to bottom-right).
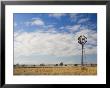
xmin=14 ymin=13 xmax=97 ymax=65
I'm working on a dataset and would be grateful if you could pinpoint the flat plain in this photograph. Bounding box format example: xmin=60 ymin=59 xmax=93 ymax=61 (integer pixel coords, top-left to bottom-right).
xmin=14 ymin=66 xmax=97 ymax=75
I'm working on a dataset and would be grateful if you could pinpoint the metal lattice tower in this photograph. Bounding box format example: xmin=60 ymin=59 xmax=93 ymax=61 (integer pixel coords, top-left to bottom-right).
xmin=78 ymin=35 xmax=87 ymax=66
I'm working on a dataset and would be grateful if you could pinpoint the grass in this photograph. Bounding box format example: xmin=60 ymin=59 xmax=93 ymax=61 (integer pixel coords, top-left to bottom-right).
xmin=14 ymin=66 xmax=97 ymax=75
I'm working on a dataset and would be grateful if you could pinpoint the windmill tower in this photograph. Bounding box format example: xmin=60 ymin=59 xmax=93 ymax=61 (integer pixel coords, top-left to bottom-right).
xmin=78 ymin=35 xmax=87 ymax=66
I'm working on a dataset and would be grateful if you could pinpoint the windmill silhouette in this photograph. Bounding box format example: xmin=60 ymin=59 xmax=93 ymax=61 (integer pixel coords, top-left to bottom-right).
xmin=78 ymin=35 xmax=87 ymax=66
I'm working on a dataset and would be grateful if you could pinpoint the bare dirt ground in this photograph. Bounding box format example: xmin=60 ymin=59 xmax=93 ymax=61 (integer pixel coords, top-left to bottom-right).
xmin=14 ymin=66 xmax=97 ymax=75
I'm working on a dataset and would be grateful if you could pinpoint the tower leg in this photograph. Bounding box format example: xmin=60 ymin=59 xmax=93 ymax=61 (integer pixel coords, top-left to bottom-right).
xmin=81 ymin=44 xmax=83 ymax=66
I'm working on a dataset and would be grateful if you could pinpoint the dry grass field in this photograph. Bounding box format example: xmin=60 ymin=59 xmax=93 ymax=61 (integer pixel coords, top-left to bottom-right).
xmin=14 ymin=66 xmax=97 ymax=75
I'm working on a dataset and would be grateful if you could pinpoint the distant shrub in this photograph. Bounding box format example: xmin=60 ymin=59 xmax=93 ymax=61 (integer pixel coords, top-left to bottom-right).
xmin=65 ymin=64 xmax=67 ymax=66
xmin=74 ymin=64 xmax=78 ymax=66
xmin=59 ymin=62 xmax=63 ymax=66
xmin=40 ymin=64 xmax=45 ymax=66
xmin=55 ymin=64 xmax=58 ymax=66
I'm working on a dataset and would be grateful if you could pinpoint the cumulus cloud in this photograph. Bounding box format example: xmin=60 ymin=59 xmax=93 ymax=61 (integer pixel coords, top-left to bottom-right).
xmin=78 ymin=18 xmax=89 ymax=24
xmin=14 ymin=28 xmax=97 ymax=59
xmin=31 ymin=18 xmax=44 ymax=26
xmin=66 ymin=25 xmax=81 ymax=33
xmin=25 ymin=18 xmax=45 ymax=26
xmin=69 ymin=13 xmax=89 ymax=23
xmin=49 ymin=13 xmax=66 ymax=18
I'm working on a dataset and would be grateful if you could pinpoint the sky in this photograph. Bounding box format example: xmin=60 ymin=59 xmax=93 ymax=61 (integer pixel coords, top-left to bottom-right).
xmin=14 ymin=13 xmax=97 ymax=65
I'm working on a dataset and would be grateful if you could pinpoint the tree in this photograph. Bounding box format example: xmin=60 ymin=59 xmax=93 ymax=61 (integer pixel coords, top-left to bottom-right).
xmin=40 ymin=63 xmax=45 ymax=66
xmin=16 ymin=63 xmax=19 ymax=66
xmin=74 ymin=64 xmax=78 ymax=66
xmin=65 ymin=64 xmax=67 ymax=66
xmin=55 ymin=64 xmax=58 ymax=66
xmin=59 ymin=62 xmax=63 ymax=66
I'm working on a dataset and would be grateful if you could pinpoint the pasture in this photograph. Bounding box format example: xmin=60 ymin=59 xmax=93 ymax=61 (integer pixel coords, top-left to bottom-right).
xmin=14 ymin=66 xmax=97 ymax=75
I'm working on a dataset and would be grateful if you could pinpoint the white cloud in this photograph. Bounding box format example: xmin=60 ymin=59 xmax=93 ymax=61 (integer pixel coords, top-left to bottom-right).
xmin=31 ymin=18 xmax=44 ymax=26
xmin=78 ymin=18 xmax=89 ymax=24
xmin=43 ymin=25 xmax=54 ymax=29
xmin=66 ymin=25 xmax=81 ymax=33
xmin=14 ymin=28 xmax=97 ymax=59
xmin=25 ymin=18 xmax=45 ymax=26
xmin=69 ymin=13 xmax=88 ymax=23
xmin=69 ymin=13 xmax=79 ymax=18
xmin=69 ymin=13 xmax=80 ymax=22
xmin=49 ymin=13 xmax=66 ymax=18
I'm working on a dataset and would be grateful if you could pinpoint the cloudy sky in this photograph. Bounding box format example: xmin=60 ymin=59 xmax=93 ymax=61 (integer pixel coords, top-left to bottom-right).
xmin=14 ymin=13 xmax=97 ymax=65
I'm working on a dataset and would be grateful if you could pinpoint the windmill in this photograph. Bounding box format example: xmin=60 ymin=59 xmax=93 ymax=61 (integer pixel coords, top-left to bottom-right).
xmin=78 ymin=35 xmax=87 ymax=66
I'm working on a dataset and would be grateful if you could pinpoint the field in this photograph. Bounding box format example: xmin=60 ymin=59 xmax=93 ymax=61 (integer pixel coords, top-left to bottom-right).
xmin=14 ymin=66 xmax=97 ymax=75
